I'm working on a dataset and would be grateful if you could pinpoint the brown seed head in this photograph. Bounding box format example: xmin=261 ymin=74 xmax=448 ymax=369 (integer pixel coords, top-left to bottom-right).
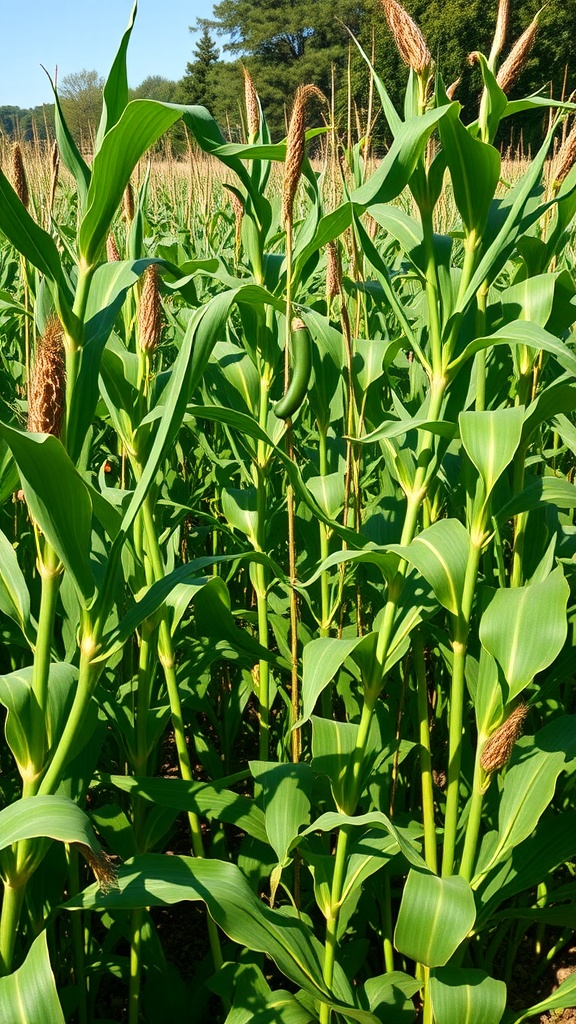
xmin=243 ymin=66 xmax=260 ymax=139
xmin=481 ymin=703 xmax=528 ymax=773
xmin=27 ymin=316 xmax=66 ymax=437
xmin=282 ymin=84 xmax=325 ymax=227
xmin=291 ymin=316 xmax=306 ymax=332
xmin=496 ymin=12 xmax=539 ymax=93
xmin=381 ymin=0 xmax=432 ymax=76
xmin=124 ymin=181 xmax=135 ymax=223
xmin=326 ymin=241 xmax=342 ymax=298
xmin=491 ymin=0 xmax=510 ymax=61
xmin=554 ymin=121 xmax=576 ymax=186
xmin=12 ymin=143 xmax=29 ymax=209
xmin=138 ymin=264 xmax=162 ymax=353
xmin=106 ymin=233 xmax=121 ymax=262
xmin=49 ymin=140 xmax=60 ymax=213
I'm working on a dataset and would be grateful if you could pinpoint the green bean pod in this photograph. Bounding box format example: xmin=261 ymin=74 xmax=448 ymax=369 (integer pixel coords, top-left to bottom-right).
xmin=274 ymin=318 xmax=312 ymax=419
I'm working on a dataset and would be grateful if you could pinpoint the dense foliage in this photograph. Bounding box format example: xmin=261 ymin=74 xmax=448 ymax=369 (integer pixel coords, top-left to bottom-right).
xmin=0 ymin=1 xmax=576 ymax=1023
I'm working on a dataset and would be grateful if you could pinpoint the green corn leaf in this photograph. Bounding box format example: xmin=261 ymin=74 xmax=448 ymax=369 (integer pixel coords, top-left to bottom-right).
xmin=494 ymin=476 xmax=576 ymax=522
xmin=67 ymin=257 xmax=159 ymax=462
xmin=0 ymin=426 xmax=95 ymax=604
xmin=449 ymin=320 xmax=576 ymax=379
xmin=0 ymin=931 xmax=65 ymax=1024
xmin=479 ymin=567 xmax=569 ymax=699
xmin=106 ymin=774 xmax=267 ymax=844
xmin=0 ymin=795 xmax=102 ymax=856
xmin=302 ymin=811 xmax=426 ymax=871
xmin=352 ymin=103 xmax=457 ymax=207
xmin=389 ymin=518 xmax=471 ymax=617
xmin=300 ymin=637 xmax=367 ymax=724
xmin=79 ymin=100 xmax=185 ymax=265
xmin=362 ymin=971 xmax=421 ymax=1023
xmin=50 ymin=82 xmax=91 ymax=214
xmin=459 ymin=407 xmax=525 ymax=499
xmin=439 ymin=114 xmax=501 ymax=237
xmin=250 ymin=761 xmax=314 ymax=866
xmin=429 ymin=967 xmax=506 ymax=1024
xmin=65 ymin=854 xmax=380 ymax=1021
xmin=0 ymin=527 xmax=33 ymax=645
xmin=394 ymin=870 xmax=476 ymax=967
xmin=95 ymin=1 xmax=137 ymax=148
xmin=0 ymin=664 xmax=77 ymax=779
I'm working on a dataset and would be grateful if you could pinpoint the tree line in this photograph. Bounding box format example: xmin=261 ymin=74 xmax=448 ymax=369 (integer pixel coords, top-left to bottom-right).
xmin=2 ymin=0 xmax=576 ymax=152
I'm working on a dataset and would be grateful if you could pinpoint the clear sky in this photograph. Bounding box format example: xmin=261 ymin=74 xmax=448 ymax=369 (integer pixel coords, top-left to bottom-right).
xmin=0 ymin=0 xmax=222 ymax=109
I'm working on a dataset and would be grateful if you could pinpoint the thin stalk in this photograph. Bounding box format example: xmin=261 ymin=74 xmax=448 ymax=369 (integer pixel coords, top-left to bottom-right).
xmin=284 ymin=220 xmax=301 ymax=759
xmin=459 ymin=755 xmax=486 ymax=882
xmin=0 ymin=882 xmax=25 ymax=975
xmin=254 ymin=379 xmax=271 ymax=761
xmin=128 ymin=908 xmax=144 ymax=1024
xmin=38 ymin=638 xmax=98 ymax=796
xmin=413 ymin=631 xmax=437 ymax=872
xmin=29 ymin=540 xmax=61 ymax=778
xmin=442 ymin=540 xmax=482 ymax=877
xmin=68 ymin=846 xmax=88 ymax=1024
xmin=382 ymin=875 xmax=395 ymax=973
xmin=319 ymin=700 xmax=374 ymax=1022
xmin=139 ymin=495 xmax=223 ymax=974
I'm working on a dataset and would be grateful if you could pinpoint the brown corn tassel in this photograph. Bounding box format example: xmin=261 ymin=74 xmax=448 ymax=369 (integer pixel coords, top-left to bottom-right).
xmin=554 ymin=121 xmax=576 ymax=185
xmin=12 ymin=143 xmax=29 ymax=209
xmin=326 ymin=241 xmax=342 ymax=298
xmin=106 ymin=233 xmax=121 ymax=262
xmin=243 ymin=66 xmax=260 ymax=139
xmin=496 ymin=12 xmax=539 ymax=93
xmin=381 ymin=0 xmax=432 ymax=76
xmin=481 ymin=704 xmax=528 ymax=773
xmin=124 ymin=181 xmax=135 ymax=223
xmin=27 ymin=316 xmax=66 ymax=437
xmin=282 ymin=84 xmax=324 ymax=227
xmin=366 ymin=214 xmax=378 ymax=240
xmin=80 ymin=846 xmax=119 ymax=895
xmin=138 ymin=264 xmax=162 ymax=353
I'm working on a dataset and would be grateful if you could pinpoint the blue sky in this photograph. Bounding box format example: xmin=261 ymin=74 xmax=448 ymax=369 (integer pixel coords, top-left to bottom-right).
xmin=0 ymin=0 xmax=223 ymax=109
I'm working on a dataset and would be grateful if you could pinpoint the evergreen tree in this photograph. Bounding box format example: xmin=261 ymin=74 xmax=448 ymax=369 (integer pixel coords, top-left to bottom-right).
xmin=180 ymin=27 xmax=220 ymax=111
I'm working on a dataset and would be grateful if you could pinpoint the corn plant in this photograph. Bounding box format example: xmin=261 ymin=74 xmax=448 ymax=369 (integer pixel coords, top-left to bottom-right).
xmin=0 ymin=1 xmax=576 ymax=1022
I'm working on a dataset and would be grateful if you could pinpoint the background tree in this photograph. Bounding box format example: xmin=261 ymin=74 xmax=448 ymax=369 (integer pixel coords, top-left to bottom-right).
xmin=59 ymin=69 xmax=104 ymax=148
xmin=179 ymin=27 xmax=221 ymax=110
xmin=131 ymin=75 xmax=179 ymax=103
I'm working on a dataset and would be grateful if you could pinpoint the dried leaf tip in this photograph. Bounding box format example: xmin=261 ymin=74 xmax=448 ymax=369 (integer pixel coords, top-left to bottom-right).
xmin=243 ymin=66 xmax=260 ymax=139
xmin=282 ymin=84 xmax=325 ymax=227
xmin=496 ymin=10 xmax=540 ymax=93
xmin=224 ymin=185 xmax=244 ymax=257
xmin=481 ymin=703 xmax=528 ymax=774
xmin=138 ymin=264 xmax=162 ymax=353
xmin=446 ymin=77 xmax=462 ymax=101
xmin=80 ymin=846 xmax=119 ymax=895
xmin=381 ymin=0 xmax=432 ymax=76
xmin=27 ymin=316 xmax=65 ymax=438
xmin=12 ymin=143 xmax=29 ymax=209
